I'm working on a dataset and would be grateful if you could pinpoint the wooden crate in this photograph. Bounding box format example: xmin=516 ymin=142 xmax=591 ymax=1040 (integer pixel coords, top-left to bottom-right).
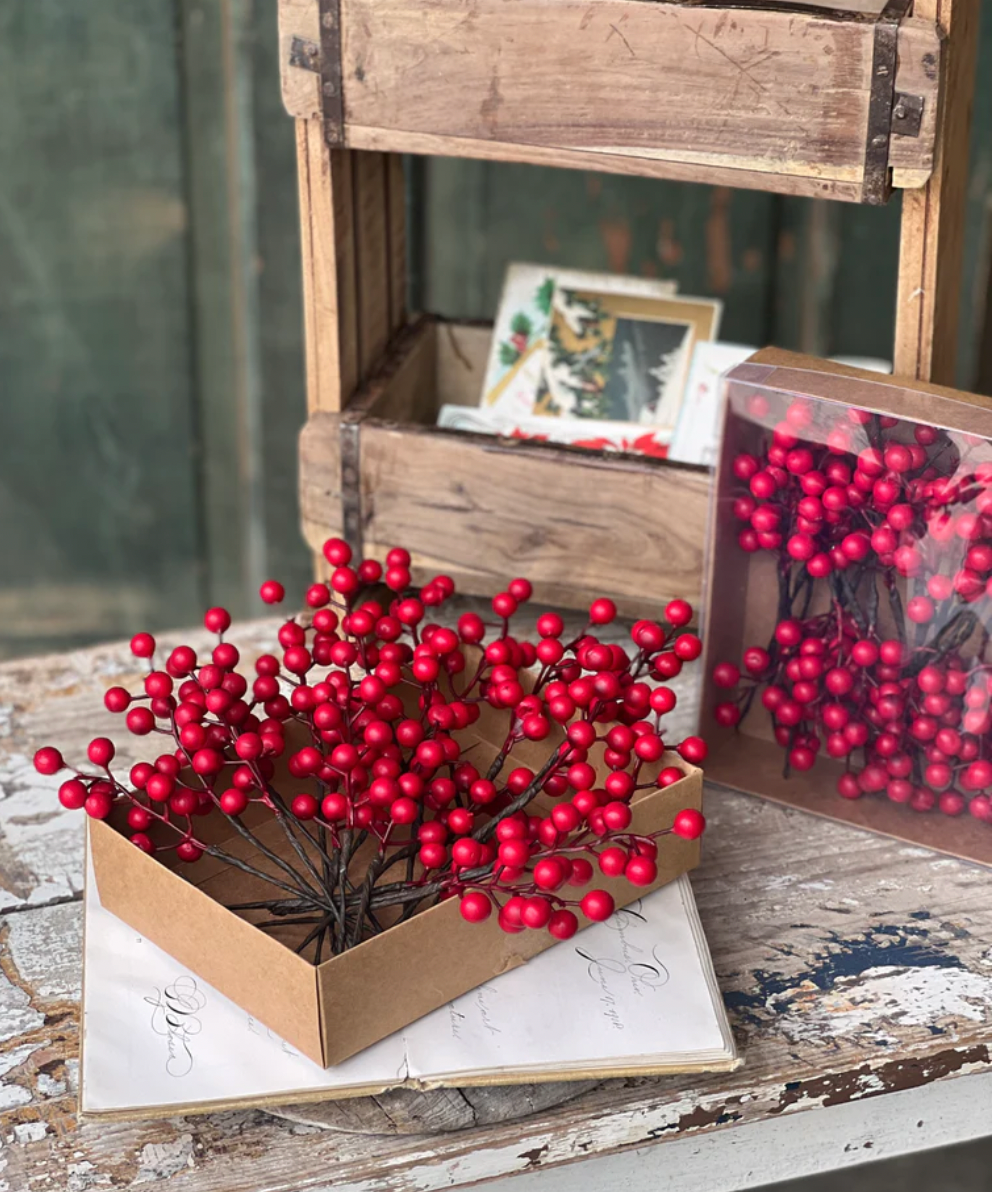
xmin=281 ymin=0 xmax=978 ymax=611
xmin=299 ymin=317 xmax=711 ymax=612
xmin=279 ymin=0 xmax=944 ymax=204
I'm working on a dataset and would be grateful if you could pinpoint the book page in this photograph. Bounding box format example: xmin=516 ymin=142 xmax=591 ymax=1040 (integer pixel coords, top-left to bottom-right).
xmin=81 ymin=851 xmax=410 ymax=1114
xmin=82 ymin=850 xmax=731 ymax=1115
xmin=404 ymin=878 xmax=730 ymax=1079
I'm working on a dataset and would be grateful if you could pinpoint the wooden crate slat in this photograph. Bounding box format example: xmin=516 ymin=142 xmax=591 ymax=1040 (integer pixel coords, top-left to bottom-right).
xmin=279 ymin=0 xmax=940 ymax=200
xmin=295 ymin=121 xmax=359 ymax=411
xmin=386 ymin=154 xmax=408 ymax=334
xmin=300 ymin=414 xmax=711 ymax=614
xmin=352 ymin=150 xmax=394 ymax=379
xmin=894 ymin=0 xmax=980 ymax=383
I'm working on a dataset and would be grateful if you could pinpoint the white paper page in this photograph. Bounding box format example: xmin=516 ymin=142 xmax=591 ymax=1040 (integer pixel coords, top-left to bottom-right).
xmin=81 ymin=852 xmax=409 ymax=1113
xmin=404 ymin=878 xmax=729 ymax=1078
xmin=668 ymin=342 xmax=756 ymax=466
xmin=83 ymin=850 xmax=730 ymax=1114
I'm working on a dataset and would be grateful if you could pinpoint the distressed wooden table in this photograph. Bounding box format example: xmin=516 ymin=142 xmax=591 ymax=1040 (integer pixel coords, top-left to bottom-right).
xmin=2 ymin=621 xmax=992 ymax=1192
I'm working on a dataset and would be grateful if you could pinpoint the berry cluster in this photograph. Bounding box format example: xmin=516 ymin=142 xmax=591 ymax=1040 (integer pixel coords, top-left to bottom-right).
xmin=711 ymin=391 xmax=992 ymax=824
xmin=36 ymin=540 xmax=707 ymax=957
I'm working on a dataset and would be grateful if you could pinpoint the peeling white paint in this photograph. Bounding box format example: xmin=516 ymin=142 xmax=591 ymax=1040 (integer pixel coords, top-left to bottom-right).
xmin=0 ymin=1041 xmax=44 ymax=1109
xmin=0 ymin=970 xmax=43 ymax=1044
xmin=770 ymin=964 xmax=992 ymax=1046
xmin=6 ymin=900 xmax=82 ymax=1000
xmin=35 ymin=1073 xmax=66 ymax=1098
xmin=0 ymin=753 xmax=83 ymax=909
xmin=131 ymin=1134 xmax=195 ymax=1185
xmin=67 ymin=1159 xmax=111 ymax=1192
xmin=12 ymin=1122 xmax=46 ymax=1144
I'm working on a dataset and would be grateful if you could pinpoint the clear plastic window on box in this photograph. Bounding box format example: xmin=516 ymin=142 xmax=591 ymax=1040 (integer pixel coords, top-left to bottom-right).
xmin=699 ymin=355 xmax=992 ymax=865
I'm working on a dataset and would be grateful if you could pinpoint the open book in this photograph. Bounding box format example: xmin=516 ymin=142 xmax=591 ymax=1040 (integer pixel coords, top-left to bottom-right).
xmin=81 ymin=848 xmax=738 ymax=1118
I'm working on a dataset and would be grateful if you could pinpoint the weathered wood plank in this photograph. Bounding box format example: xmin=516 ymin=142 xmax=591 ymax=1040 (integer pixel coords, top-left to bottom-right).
xmin=296 ymin=120 xmax=360 ymax=411
xmin=2 ymin=624 xmax=992 ymax=1188
xmin=279 ymin=0 xmax=940 ymax=198
xmin=894 ymin=0 xmax=980 ymax=382
xmin=352 ymin=151 xmax=393 ymax=379
xmin=299 ymin=413 xmax=712 ymax=615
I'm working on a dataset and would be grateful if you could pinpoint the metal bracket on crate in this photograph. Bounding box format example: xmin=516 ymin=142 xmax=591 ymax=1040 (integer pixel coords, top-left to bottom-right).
xmin=317 ymin=0 xmax=345 ymax=147
xmin=862 ymin=0 xmax=920 ymax=205
xmin=287 ymin=0 xmax=344 ymax=146
xmin=339 ymin=415 xmax=364 ymax=559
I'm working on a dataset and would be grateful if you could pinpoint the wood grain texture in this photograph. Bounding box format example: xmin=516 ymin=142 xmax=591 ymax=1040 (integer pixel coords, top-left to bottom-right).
xmin=4 ymin=623 xmax=992 ymax=1188
xmin=279 ymin=0 xmax=940 ymax=199
xmin=387 ymin=153 xmax=408 ymax=334
xmin=347 ymin=125 xmax=868 ymax=203
xmin=300 ymin=423 xmax=712 ymax=616
xmin=296 ymin=119 xmax=359 ymax=411
xmin=893 ymin=0 xmax=980 ymax=383
xmin=352 ymin=151 xmax=393 ymax=379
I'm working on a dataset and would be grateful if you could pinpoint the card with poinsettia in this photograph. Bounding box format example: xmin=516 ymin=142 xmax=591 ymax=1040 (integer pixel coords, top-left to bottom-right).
xmin=438 ymin=405 xmax=672 ymax=458
xmin=480 ymin=264 xmax=683 ymax=423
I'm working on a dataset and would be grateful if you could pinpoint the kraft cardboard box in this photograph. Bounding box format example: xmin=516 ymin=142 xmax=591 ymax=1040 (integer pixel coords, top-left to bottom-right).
xmin=90 ymin=700 xmax=703 ymax=1067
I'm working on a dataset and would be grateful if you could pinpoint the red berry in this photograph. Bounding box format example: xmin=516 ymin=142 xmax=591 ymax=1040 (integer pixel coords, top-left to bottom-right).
xmin=602 ymin=801 xmax=632 ymax=831
xmin=291 ymin=793 xmax=319 ymax=820
xmin=672 ymin=807 xmax=706 ymax=839
xmin=597 ymin=846 xmax=626 ymax=876
xmin=87 ymin=738 xmax=115 ymax=767
xmin=58 ymin=779 xmax=87 ymax=810
xmin=220 ymin=788 xmax=249 ymax=815
xmin=665 ymin=599 xmax=693 ymax=627
xmin=33 ymin=747 xmax=65 ymax=776
xmin=548 ymin=909 xmax=579 ymax=939
xmin=130 ymin=632 xmax=156 ymax=659
xmin=678 ymin=736 xmax=707 ymax=764
xmin=589 ymin=598 xmax=617 ymax=625
xmin=492 ymin=592 xmax=518 ymax=618
xmin=104 ymin=686 xmax=131 ymax=713
xmin=625 ymin=855 xmax=658 ymax=886
xmin=673 ymin=633 xmax=702 ymax=661
xmin=322 ymin=537 xmax=353 ymax=566
xmin=204 ymin=606 xmax=232 ymax=634
xmin=85 ymin=790 xmax=114 ymax=820
xmin=580 ymin=890 xmax=615 ymax=922
xmin=459 ymin=892 xmax=492 ymax=923
xmin=533 ymin=858 xmax=566 ymax=891
xmin=126 ymin=707 xmax=155 ymax=736
xmin=259 ymin=580 xmax=285 ymax=604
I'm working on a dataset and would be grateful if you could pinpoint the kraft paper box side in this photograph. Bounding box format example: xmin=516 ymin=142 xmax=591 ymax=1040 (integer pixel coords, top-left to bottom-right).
xmin=88 ymin=818 xmax=324 ymax=1062
xmin=314 ymin=763 xmax=702 ymax=1065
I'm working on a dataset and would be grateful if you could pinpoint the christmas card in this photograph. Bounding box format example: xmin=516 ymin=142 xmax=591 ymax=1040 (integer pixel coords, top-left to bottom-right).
xmin=481 ymin=263 xmax=720 ymax=437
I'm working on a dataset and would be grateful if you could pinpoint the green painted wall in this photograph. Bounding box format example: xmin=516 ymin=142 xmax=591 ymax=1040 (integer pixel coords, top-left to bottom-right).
xmin=0 ymin=0 xmax=988 ymax=658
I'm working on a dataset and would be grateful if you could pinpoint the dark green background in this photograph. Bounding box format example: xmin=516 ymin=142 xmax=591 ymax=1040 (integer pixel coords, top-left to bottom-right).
xmin=1 ymin=0 xmax=990 ymax=658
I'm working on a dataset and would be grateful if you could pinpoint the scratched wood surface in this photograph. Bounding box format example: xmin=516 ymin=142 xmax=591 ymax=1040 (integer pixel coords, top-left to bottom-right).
xmin=278 ymin=0 xmax=940 ymax=198
xmin=3 ymin=618 xmax=992 ymax=1190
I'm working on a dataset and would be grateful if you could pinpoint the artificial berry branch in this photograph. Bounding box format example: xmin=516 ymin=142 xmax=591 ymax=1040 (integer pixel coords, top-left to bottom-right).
xmin=36 ymin=541 xmax=707 ymax=958
xmin=711 ymin=393 xmax=992 ymax=823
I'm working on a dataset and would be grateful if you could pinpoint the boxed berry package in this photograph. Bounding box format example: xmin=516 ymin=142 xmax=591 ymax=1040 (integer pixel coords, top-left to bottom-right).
xmin=701 ymin=349 xmax=992 ymax=865
xmin=37 ymin=545 xmax=708 ymax=1066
